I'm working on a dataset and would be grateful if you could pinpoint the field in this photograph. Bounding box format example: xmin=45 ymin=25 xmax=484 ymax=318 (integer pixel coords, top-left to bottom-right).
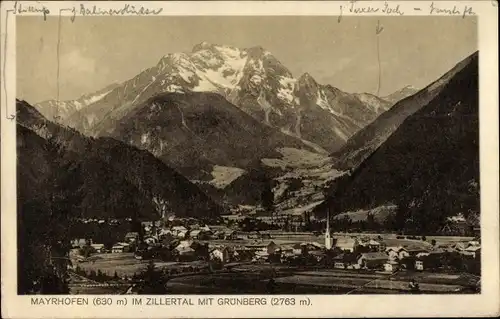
xmin=198 ymin=233 xmax=471 ymax=250
xmin=165 ymin=266 xmax=473 ymax=294
xmin=74 ymin=252 xmax=215 ymax=278
xmin=75 ymin=253 xmax=180 ymax=277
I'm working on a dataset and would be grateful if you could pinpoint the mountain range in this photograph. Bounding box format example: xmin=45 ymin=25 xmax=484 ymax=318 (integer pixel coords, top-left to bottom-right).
xmin=34 ymin=42 xmax=405 ymax=153
xmin=382 ymin=85 xmax=420 ymax=104
xmin=23 ymin=42 xmax=478 ymax=231
xmin=17 ymin=100 xmax=224 ymax=220
xmin=332 ymin=53 xmax=476 ymax=170
xmin=317 ymin=51 xmax=479 ymax=233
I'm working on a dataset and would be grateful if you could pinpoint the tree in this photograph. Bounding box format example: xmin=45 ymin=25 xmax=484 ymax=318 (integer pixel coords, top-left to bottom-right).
xmin=400 ymin=256 xmax=416 ymax=271
xmin=17 ymin=135 xmax=82 ymax=294
xmin=153 ymin=196 xmax=170 ymax=219
xmin=79 ymin=244 xmax=94 ymax=258
xmin=139 ymin=260 xmax=168 ymax=294
xmin=261 ymin=181 xmax=274 ymax=216
xmin=89 ymin=270 xmax=97 ymax=280
xmin=39 ymin=267 xmax=70 ymax=294
xmin=97 ymin=269 xmax=104 ymax=282
xmin=366 ymin=213 xmax=379 ymax=231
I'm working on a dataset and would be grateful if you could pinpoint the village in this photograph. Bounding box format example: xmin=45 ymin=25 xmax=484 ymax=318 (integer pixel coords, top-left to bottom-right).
xmin=67 ymin=213 xmax=481 ymax=294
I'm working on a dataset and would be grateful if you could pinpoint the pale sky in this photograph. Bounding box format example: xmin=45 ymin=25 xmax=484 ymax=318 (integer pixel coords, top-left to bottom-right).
xmin=17 ymin=16 xmax=477 ymax=103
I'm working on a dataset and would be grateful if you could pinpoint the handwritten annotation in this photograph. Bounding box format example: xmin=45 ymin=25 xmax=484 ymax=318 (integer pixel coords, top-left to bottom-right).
xmin=11 ymin=2 xmax=163 ymax=22
xmin=338 ymin=1 xmax=476 ymax=23
xmin=13 ymin=1 xmax=50 ymax=20
xmin=79 ymin=4 xmax=163 ymax=17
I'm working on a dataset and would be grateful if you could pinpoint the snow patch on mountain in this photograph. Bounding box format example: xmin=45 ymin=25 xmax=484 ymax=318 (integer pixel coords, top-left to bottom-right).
xmin=165 ymin=84 xmax=184 ymax=93
xmin=192 ymin=77 xmax=218 ymax=92
xmin=315 ymin=90 xmax=331 ymax=110
xmin=178 ymin=69 xmax=195 ymax=83
xmin=277 ymin=76 xmax=297 ymax=104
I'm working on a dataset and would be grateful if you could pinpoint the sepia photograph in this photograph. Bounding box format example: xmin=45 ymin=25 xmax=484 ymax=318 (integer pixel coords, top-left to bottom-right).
xmin=13 ymin=13 xmax=483 ymax=296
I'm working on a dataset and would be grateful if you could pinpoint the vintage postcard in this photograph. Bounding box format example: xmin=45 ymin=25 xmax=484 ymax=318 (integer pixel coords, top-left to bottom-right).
xmin=1 ymin=0 xmax=499 ymax=318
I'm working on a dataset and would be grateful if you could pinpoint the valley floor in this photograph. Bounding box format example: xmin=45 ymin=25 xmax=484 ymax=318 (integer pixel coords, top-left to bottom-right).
xmin=68 ymin=233 xmax=478 ymax=295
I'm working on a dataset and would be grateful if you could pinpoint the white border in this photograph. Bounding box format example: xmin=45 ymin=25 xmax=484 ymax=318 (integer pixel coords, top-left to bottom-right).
xmin=1 ymin=1 xmax=499 ymax=318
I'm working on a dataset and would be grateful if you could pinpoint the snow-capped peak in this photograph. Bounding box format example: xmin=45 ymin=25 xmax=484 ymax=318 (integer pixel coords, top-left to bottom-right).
xmin=192 ymin=41 xmax=213 ymax=52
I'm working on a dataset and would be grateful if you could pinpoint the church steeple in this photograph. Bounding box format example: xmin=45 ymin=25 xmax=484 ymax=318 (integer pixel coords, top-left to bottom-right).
xmin=325 ymin=209 xmax=332 ymax=249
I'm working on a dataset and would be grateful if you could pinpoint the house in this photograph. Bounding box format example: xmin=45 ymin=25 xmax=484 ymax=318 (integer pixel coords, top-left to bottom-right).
xmin=232 ymin=248 xmax=255 ymax=262
xmin=254 ymin=250 xmax=269 ymax=261
xmin=267 ymin=241 xmax=281 ymax=255
xmin=357 ymin=252 xmax=389 ymax=269
xmin=124 ymin=232 xmax=139 ymax=243
xmin=90 ymin=244 xmax=105 ymax=254
xmin=177 ymin=230 xmax=188 ymax=239
xmin=416 ymin=251 xmax=431 ymax=258
xmin=159 ymin=228 xmax=173 ymax=237
xmin=176 ymin=246 xmax=196 ymax=261
xmin=248 ymin=231 xmax=262 ymax=240
xmin=172 ymin=225 xmax=188 ymax=232
xmin=405 ymin=247 xmax=430 ymax=258
xmin=192 ymin=230 xmax=212 ymax=240
xmin=385 ymin=246 xmax=425 ymax=260
xmin=292 ymin=243 xmax=303 ymax=255
xmin=334 ymin=261 xmax=346 ymax=269
xmin=385 ymin=246 xmax=403 ymax=260
xmin=144 ymin=237 xmax=157 ymax=245
xmin=309 ymin=250 xmax=326 ymax=262
xmin=332 ymin=254 xmax=346 ymax=269
xmin=461 ymin=246 xmax=481 ymax=258
xmin=346 ymin=263 xmax=362 ymax=270
xmin=334 ymin=237 xmax=358 ymax=252
xmin=172 ymin=225 xmax=188 ymax=233
xmin=383 ymin=260 xmax=399 ymax=273
xmin=141 ymin=220 xmax=162 ymax=227
xmin=280 ymin=245 xmax=294 ymax=258
xmin=189 ymin=229 xmax=202 ymax=239
xmin=199 ymin=225 xmax=211 ymax=232
xmin=210 ymin=247 xmax=231 ymax=263
xmin=397 ymin=247 xmax=410 ymax=259
xmin=177 ymin=239 xmax=194 ymax=249
xmin=452 ymin=242 xmax=467 ymax=251
xmin=206 ymin=225 xmax=225 ymax=231
xmin=213 ymin=230 xmax=226 ymax=240
xmin=112 ymin=243 xmax=130 ymax=253
xmin=308 ymin=242 xmax=324 ymax=250
xmin=71 ymin=238 xmax=92 ymax=248
xmin=415 ymin=259 xmax=424 ymax=271
xmin=175 ymin=241 xmax=195 ymax=253
xmin=223 ymin=230 xmax=238 ymax=240
xmin=368 ymin=239 xmax=381 ymax=251
xmin=467 ymin=240 xmax=480 ymax=247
